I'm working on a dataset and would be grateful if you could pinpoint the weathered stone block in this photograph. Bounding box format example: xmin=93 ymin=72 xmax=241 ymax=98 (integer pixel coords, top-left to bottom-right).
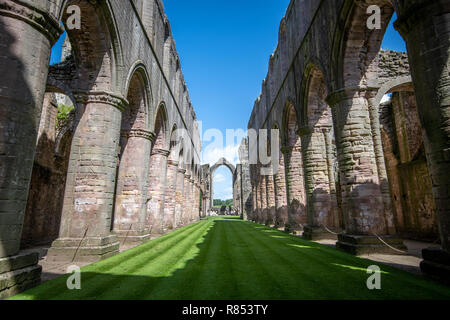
xmin=0 ymin=251 xmax=41 ymax=299
xmin=47 ymin=235 xmax=119 ymax=263
xmin=420 ymin=247 xmax=450 ymax=285
xmin=336 ymin=234 xmax=407 ymax=255
xmin=302 ymin=225 xmax=340 ymax=241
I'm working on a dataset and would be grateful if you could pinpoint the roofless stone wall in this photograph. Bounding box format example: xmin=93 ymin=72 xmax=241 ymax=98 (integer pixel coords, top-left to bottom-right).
xmin=0 ymin=0 xmax=206 ymax=298
xmin=246 ymin=0 xmax=450 ymax=284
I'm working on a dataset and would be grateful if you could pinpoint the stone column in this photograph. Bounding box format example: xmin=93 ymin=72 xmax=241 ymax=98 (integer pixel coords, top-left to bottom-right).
xmin=183 ymin=174 xmax=191 ymax=225
xmin=283 ymin=145 xmax=307 ymax=234
xmin=266 ymin=169 xmax=276 ymax=226
xmin=251 ymin=184 xmax=258 ymax=222
xmin=301 ymin=126 xmax=340 ymax=240
xmin=175 ymin=168 xmax=186 ymax=227
xmin=202 ymin=193 xmax=207 ymax=218
xmin=146 ymin=148 xmax=169 ymax=237
xmin=195 ymin=183 xmax=203 ymax=221
xmin=323 ymin=127 xmax=341 ymax=228
xmin=367 ymin=91 xmax=396 ymax=234
xmin=0 ymin=1 xmax=62 ymax=298
xmin=194 ymin=182 xmax=200 ymax=221
xmin=188 ymin=177 xmax=195 ymax=222
xmin=163 ymin=160 xmax=178 ymax=231
xmin=113 ymin=129 xmax=153 ymax=244
xmin=255 ymin=165 xmax=262 ymax=222
xmin=394 ymin=0 xmax=450 ymax=280
xmin=274 ymin=152 xmax=288 ymax=228
xmin=48 ymin=92 xmax=127 ymax=262
xmin=192 ymin=182 xmax=197 ymax=221
xmin=258 ymin=174 xmax=267 ymax=225
xmin=326 ymin=88 xmax=404 ymax=254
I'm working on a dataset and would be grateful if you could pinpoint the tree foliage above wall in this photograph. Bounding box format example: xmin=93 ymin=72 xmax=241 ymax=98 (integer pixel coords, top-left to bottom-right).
xmin=213 ymin=199 xmax=233 ymax=207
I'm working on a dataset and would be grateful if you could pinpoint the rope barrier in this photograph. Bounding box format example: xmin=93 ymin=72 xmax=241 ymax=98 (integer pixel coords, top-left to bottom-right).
xmin=72 ymin=227 xmax=89 ymax=263
xmin=372 ymin=232 xmax=409 ymax=255
xmin=320 ymin=224 xmax=409 ymax=255
xmin=122 ymin=223 xmax=133 ymax=247
xmin=321 ymin=224 xmax=339 ymax=236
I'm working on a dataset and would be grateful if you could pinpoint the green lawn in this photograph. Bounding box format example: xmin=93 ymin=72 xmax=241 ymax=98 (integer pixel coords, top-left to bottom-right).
xmin=10 ymin=217 xmax=450 ymax=300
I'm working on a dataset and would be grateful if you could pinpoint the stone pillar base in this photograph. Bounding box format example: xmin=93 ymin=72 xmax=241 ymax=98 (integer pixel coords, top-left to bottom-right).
xmin=47 ymin=235 xmax=119 ymax=263
xmin=285 ymin=224 xmax=304 ymax=235
xmin=114 ymin=230 xmax=150 ymax=245
xmin=420 ymin=247 xmax=450 ymax=285
xmin=302 ymin=225 xmax=340 ymax=241
xmin=0 ymin=251 xmax=42 ymax=299
xmin=336 ymin=234 xmax=406 ymax=255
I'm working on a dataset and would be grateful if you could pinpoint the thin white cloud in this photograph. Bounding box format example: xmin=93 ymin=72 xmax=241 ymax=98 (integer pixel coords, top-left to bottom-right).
xmin=214 ymin=173 xmax=226 ymax=183
xmin=380 ymin=94 xmax=392 ymax=104
xmin=202 ymin=144 xmax=240 ymax=166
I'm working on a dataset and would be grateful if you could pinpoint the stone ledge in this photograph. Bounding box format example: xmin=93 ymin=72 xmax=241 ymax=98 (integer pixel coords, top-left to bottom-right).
xmin=0 ymin=251 xmax=39 ymax=274
xmin=114 ymin=230 xmax=150 ymax=245
xmin=284 ymin=224 xmax=304 ymax=235
xmin=50 ymin=235 xmax=118 ymax=248
xmin=422 ymin=247 xmax=450 ymax=265
xmin=420 ymin=247 xmax=450 ymax=285
xmin=302 ymin=226 xmax=340 ymax=241
xmin=46 ymin=237 xmax=120 ymax=263
xmin=336 ymin=234 xmax=407 ymax=255
xmin=0 ymin=264 xmax=42 ymax=299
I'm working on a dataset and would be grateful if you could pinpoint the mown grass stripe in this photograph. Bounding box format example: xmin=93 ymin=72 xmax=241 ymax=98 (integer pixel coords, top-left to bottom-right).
xmin=9 ymin=217 xmax=450 ymax=300
xmin=246 ymin=222 xmax=450 ymax=299
xmin=10 ymin=220 xmax=208 ymax=300
xmin=92 ymin=219 xmax=215 ymax=300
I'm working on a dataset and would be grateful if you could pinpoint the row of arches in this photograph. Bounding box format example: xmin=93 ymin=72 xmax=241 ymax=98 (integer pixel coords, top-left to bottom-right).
xmin=251 ymin=67 xmax=341 ymax=236
xmin=22 ymin=64 xmax=204 ymax=254
xmin=249 ymin=0 xmax=448 ymax=267
xmin=0 ymin=0 xmax=205 ymax=272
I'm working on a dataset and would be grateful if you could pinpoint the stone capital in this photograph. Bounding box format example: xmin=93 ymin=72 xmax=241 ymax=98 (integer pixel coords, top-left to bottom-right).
xmin=394 ymin=0 xmax=450 ymax=38
xmin=151 ymin=148 xmax=170 ymax=157
xmin=326 ymin=86 xmax=379 ymax=107
xmin=168 ymin=160 xmax=179 ymax=167
xmin=184 ymin=174 xmax=191 ymax=179
xmin=177 ymin=168 xmax=186 ymax=174
xmin=0 ymin=0 xmax=63 ymax=44
xmin=354 ymin=0 xmax=391 ymax=9
xmin=122 ymin=129 xmax=155 ymax=141
xmin=73 ymin=91 xmax=129 ymax=111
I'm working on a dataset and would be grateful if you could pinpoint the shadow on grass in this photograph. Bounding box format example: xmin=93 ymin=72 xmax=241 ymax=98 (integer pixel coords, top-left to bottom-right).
xmin=9 ymin=219 xmax=450 ymax=300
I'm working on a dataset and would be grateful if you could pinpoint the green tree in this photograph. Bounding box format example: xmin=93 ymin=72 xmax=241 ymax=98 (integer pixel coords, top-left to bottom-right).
xmin=213 ymin=199 xmax=233 ymax=207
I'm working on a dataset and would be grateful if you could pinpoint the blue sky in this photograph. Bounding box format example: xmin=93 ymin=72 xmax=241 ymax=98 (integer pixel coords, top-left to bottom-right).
xmin=50 ymin=2 xmax=406 ymax=200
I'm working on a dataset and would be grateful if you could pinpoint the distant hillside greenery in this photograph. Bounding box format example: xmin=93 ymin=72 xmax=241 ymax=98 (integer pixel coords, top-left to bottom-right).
xmin=213 ymin=199 xmax=233 ymax=207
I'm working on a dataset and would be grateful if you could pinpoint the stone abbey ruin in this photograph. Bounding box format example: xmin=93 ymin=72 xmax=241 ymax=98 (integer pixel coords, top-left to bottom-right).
xmin=1 ymin=0 xmax=450 ymax=298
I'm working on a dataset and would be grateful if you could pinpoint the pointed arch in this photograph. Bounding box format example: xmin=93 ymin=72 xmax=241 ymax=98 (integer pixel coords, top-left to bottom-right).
xmin=331 ymin=0 xmax=394 ymax=90
xmin=124 ymin=61 xmax=153 ymax=125
xmin=210 ymin=158 xmax=236 ymax=176
xmin=59 ymin=0 xmax=124 ymax=92
xmin=282 ymin=101 xmax=300 ymax=148
xmin=153 ymin=102 xmax=169 ymax=150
